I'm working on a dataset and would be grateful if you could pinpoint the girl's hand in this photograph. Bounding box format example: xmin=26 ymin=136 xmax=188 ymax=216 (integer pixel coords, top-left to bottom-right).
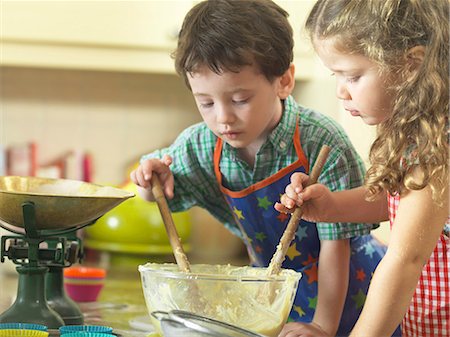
xmin=130 ymin=154 xmax=175 ymax=199
xmin=278 ymin=322 xmax=329 ymax=337
xmin=274 ymin=172 xmax=333 ymax=223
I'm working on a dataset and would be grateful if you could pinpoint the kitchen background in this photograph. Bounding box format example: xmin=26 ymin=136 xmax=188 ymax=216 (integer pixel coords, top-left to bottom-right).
xmin=0 ymin=0 xmax=388 ymax=273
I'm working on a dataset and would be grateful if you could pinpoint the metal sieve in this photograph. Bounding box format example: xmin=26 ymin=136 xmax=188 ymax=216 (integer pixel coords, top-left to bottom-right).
xmin=151 ymin=310 xmax=265 ymax=337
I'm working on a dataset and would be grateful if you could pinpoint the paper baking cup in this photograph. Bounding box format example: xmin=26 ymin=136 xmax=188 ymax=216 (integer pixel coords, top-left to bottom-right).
xmin=0 ymin=330 xmax=49 ymax=337
xmin=64 ymin=283 xmax=104 ymax=302
xmin=64 ymin=267 xmax=106 ymax=279
xmin=0 ymin=323 xmax=47 ymax=331
xmin=61 ymin=331 xmax=114 ymax=337
xmin=64 ymin=277 xmax=104 ymax=285
xmin=59 ymin=325 xmax=113 ymax=335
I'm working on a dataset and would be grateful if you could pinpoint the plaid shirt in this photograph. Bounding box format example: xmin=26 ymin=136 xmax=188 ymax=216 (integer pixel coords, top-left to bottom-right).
xmin=142 ymin=95 xmax=377 ymax=240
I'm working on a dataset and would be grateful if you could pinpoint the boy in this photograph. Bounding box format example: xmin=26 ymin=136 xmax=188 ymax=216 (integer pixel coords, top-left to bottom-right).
xmin=131 ymin=0 xmax=386 ymax=335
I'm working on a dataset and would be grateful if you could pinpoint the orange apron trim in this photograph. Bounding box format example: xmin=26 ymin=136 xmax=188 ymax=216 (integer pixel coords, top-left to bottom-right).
xmin=213 ymin=121 xmax=309 ymax=198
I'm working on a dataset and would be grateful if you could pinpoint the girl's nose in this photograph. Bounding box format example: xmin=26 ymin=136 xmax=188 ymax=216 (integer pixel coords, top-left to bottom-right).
xmin=336 ymin=81 xmax=351 ymax=100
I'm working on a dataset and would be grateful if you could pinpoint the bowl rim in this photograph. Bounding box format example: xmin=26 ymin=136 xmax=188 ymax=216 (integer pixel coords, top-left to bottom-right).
xmin=138 ymin=263 xmax=301 ymax=282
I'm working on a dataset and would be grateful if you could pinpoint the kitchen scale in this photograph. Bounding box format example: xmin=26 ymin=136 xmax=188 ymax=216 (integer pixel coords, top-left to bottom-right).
xmin=0 ymin=176 xmax=133 ymax=329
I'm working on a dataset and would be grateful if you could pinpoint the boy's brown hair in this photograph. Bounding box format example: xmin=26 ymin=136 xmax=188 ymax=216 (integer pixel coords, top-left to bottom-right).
xmin=172 ymin=0 xmax=293 ymax=88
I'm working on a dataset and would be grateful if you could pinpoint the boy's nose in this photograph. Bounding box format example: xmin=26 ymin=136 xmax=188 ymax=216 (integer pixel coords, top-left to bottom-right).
xmin=216 ymin=105 xmax=235 ymax=124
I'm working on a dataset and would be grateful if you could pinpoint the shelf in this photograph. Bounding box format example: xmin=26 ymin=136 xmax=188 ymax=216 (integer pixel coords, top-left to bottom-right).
xmin=1 ymin=0 xmax=316 ymax=79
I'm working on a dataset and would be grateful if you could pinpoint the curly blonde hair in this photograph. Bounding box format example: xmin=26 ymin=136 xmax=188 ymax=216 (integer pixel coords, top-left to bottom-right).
xmin=305 ymin=0 xmax=449 ymax=203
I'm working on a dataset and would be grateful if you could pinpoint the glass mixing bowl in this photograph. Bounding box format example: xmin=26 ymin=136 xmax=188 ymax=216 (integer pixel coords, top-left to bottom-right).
xmin=138 ymin=263 xmax=301 ymax=337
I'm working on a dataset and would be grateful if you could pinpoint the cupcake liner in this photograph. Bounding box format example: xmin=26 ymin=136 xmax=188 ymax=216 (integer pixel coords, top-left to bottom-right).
xmin=59 ymin=325 xmax=113 ymax=335
xmin=64 ymin=267 xmax=106 ymax=279
xmin=65 ymin=283 xmax=104 ymax=302
xmin=0 ymin=323 xmax=47 ymax=331
xmin=64 ymin=278 xmax=104 ymax=285
xmin=61 ymin=331 xmax=113 ymax=337
xmin=64 ymin=276 xmax=104 ymax=281
xmin=0 ymin=330 xmax=49 ymax=337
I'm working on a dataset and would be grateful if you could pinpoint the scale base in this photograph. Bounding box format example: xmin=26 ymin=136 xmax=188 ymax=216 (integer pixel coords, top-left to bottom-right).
xmin=47 ymin=298 xmax=84 ymax=326
xmin=0 ymin=304 xmax=64 ymax=328
xmin=46 ymin=266 xmax=84 ymax=325
xmin=0 ymin=266 xmax=65 ymax=328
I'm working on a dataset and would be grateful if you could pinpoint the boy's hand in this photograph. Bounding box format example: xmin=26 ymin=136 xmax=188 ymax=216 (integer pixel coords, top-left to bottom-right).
xmin=130 ymin=154 xmax=175 ymax=199
xmin=278 ymin=322 xmax=329 ymax=337
xmin=274 ymin=172 xmax=332 ymax=223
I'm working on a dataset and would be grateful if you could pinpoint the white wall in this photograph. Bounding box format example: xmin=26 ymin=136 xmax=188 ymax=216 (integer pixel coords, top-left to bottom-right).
xmin=0 ymin=67 xmax=200 ymax=185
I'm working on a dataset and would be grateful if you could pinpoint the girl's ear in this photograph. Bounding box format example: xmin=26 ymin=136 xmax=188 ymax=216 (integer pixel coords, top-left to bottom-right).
xmin=278 ymin=63 xmax=295 ymax=99
xmin=405 ymin=45 xmax=425 ymax=73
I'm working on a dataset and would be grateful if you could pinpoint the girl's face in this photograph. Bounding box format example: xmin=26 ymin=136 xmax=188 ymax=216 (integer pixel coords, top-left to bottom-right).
xmin=187 ymin=64 xmax=290 ymax=149
xmin=315 ymin=38 xmax=396 ymax=125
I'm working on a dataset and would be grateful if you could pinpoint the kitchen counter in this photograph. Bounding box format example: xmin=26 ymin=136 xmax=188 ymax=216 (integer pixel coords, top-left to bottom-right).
xmin=79 ymin=267 xmax=155 ymax=336
xmin=0 ymin=252 xmax=250 ymax=336
xmin=0 ymin=264 xmax=155 ymax=337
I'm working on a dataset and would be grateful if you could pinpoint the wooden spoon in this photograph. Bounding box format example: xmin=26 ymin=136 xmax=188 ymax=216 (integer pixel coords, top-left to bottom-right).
xmin=267 ymin=145 xmax=331 ymax=276
xmin=151 ymin=174 xmax=191 ymax=273
xmin=151 ymin=176 xmax=209 ymax=314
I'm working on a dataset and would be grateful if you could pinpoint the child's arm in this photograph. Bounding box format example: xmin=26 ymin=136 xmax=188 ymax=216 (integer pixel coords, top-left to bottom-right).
xmin=349 ymin=182 xmax=448 ymax=336
xmin=275 ymin=174 xmax=389 ymax=223
xmin=314 ymin=239 xmax=350 ymax=335
xmin=278 ymin=239 xmax=350 ymax=337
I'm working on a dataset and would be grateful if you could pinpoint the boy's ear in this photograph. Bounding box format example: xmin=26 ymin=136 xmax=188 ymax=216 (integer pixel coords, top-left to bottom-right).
xmin=278 ymin=63 xmax=295 ymax=99
xmin=405 ymin=45 xmax=425 ymax=73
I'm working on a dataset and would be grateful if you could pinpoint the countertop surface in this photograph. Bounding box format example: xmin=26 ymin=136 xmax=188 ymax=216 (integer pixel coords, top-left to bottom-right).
xmin=79 ymin=267 xmax=155 ymax=336
xmin=0 ymin=263 xmax=155 ymax=337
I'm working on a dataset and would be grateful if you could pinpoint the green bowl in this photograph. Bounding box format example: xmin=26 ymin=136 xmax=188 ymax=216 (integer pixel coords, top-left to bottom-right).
xmin=84 ymin=182 xmax=192 ymax=254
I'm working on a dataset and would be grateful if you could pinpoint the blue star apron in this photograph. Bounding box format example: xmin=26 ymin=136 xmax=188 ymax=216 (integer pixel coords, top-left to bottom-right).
xmin=213 ymin=123 xmax=400 ymax=336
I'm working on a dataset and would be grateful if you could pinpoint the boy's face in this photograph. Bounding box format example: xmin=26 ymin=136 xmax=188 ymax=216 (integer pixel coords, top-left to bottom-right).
xmin=314 ymin=38 xmax=396 ymax=126
xmin=187 ymin=65 xmax=287 ymax=149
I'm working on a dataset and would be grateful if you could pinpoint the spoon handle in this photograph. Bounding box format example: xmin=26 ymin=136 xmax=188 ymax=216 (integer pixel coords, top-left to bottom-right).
xmin=151 ymin=175 xmax=191 ymax=273
xmin=267 ymin=145 xmax=331 ymax=276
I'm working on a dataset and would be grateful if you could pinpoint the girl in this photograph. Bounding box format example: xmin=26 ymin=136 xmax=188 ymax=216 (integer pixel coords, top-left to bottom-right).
xmin=276 ymin=0 xmax=449 ymax=336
